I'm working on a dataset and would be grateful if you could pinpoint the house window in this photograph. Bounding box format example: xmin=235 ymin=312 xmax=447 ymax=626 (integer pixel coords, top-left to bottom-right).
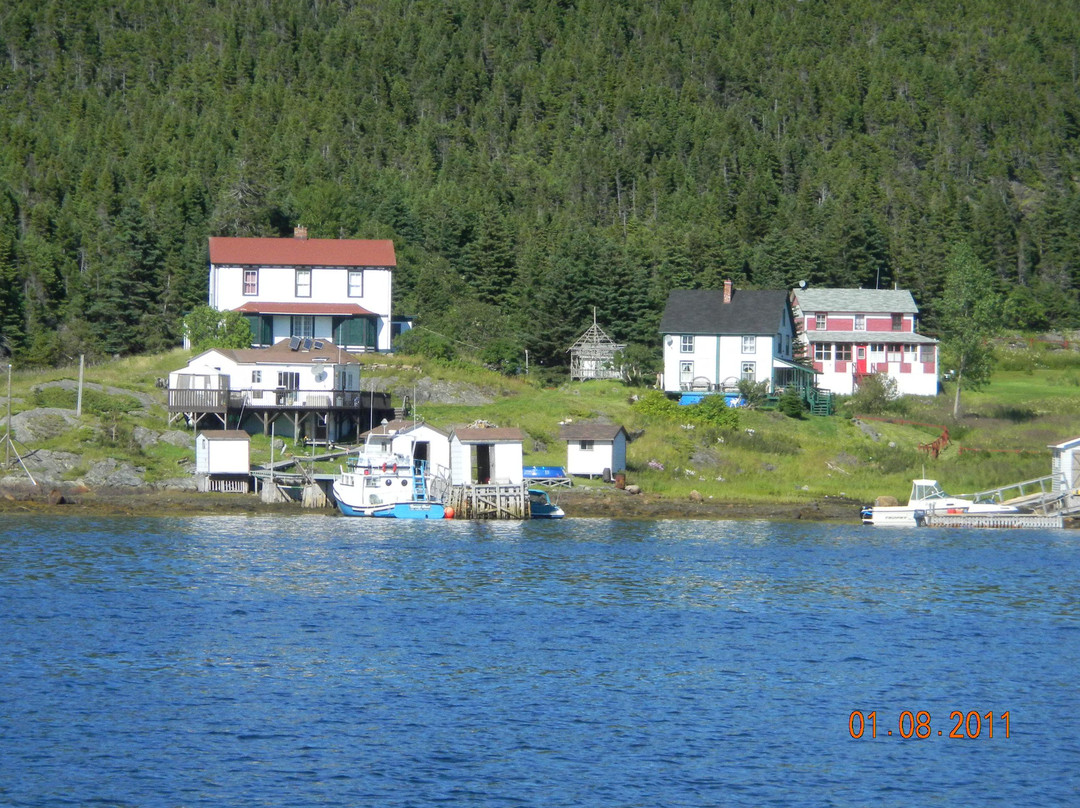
xmin=891 ymin=313 xmax=903 ymax=331
xmin=919 ymin=345 xmax=935 ymax=363
xmin=679 ymin=361 xmax=694 ymax=386
xmin=277 ymin=371 xmax=300 ymax=390
xmin=579 ymin=440 xmax=594 ymax=451
xmin=815 ymin=313 xmax=826 ymax=330
xmin=871 ymin=343 xmax=885 ymax=354
xmin=836 ymin=344 xmax=852 ymax=362
xmin=887 ymin=345 xmax=903 ymax=362
xmin=854 ymin=315 xmax=865 ymax=331
xmin=348 ymin=270 xmax=363 ymax=297
xmin=814 ymin=343 xmax=832 ymax=361
xmin=680 ymin=335 xmax=694 ymax=353
xmin=741 ymin=361 xmax=756 ymax=381
xmin=243 ymin=269 xmax=258 ymax=296
xmin=291 ymin=315 xmax=314 ymax=338
xmin=251 ymin=370 xmax=262 ymax=384
xmin=742 ymin=335 xmax=756 ymax=353
xmin=296 ymin=269 xmax=312 ymax=298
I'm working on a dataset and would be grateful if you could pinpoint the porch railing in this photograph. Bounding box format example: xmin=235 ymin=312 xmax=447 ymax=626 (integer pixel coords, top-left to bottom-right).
xmin=169 ymin=387 xmax=385 ymax=411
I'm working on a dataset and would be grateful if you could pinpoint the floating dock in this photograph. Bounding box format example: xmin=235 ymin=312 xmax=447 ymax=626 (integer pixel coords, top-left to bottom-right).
xmin=922 ymin=512 xmax=1065 ymax=529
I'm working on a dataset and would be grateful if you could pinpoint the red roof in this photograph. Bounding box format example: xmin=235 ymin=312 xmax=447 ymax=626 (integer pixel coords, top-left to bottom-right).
xmin=210 ymin=236 xmax=396 ymax=267
xmin=233 ymin=302 xmax=377 ymax=316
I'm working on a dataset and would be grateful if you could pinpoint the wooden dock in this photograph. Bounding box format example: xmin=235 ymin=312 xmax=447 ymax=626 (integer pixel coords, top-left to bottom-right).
xmin=447 ymin=482 xmax=530 ymax=520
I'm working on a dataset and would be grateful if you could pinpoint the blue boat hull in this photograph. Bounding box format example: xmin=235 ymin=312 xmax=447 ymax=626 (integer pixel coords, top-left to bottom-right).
xmin=337 ymin=499 xmax=446 ymax=519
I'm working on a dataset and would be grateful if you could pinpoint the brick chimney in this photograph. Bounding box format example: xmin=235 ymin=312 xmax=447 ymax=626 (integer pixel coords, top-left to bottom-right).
xmin=294 ymin=226 xmax=308 ymax=240
xmin=723 ymin=279 xmax=733 ymax=304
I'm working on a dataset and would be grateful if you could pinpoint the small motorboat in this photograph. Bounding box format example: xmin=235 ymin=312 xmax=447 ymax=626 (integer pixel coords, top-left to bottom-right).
xmin=862 ymin=479 xmax=1020 ymax=527
xmin=528 ymin=488 xmax=565 ymax=519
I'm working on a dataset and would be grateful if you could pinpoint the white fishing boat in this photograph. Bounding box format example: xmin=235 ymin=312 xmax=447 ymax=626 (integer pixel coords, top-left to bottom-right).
xmin=332 ymin=436 xmax=448 ymax=519
xmin=862 ymin=479 xmax=1021 ymax=527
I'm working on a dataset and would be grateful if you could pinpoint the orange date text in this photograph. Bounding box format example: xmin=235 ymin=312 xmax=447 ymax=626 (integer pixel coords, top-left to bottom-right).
xmin=848 ymin=710 xmax=1010 ymax=739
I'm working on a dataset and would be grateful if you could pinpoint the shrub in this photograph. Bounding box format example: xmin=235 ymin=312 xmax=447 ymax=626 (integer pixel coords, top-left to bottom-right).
xmin=632 ymin=390 xmax=680 ymax=422
xmin=692 ymin=394 xmax=740 ymax=429
xmin=849 ymin=373 xmax=898 ymax=414
xmin=736 ymin=378 xmax=769 ymax=408
xmin=777 ymin=387 xmax=806 ymax=419
xmin=392 ymin=329 xmax=456 ymax=361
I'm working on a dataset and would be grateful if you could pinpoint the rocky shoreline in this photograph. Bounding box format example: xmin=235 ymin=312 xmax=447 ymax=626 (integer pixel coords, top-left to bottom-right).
xmin=0 ymin=479 xmax=861 ymax=523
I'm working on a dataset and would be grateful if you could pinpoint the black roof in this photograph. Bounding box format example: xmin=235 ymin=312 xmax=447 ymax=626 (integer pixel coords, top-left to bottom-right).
xmin=659 ymin=289 xmax=791 ymax=335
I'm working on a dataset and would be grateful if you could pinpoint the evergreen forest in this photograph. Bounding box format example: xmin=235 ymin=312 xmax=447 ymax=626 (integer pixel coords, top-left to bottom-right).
xmin=1 ymin=0 xmax=1079 ymax=369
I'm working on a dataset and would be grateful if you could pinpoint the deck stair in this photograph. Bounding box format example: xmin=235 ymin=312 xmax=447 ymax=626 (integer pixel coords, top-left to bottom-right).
xmin=804 ymin=388 xmax=834 ymax=416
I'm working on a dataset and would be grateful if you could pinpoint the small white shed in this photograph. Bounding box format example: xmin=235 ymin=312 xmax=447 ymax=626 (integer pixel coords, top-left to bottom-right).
xmin=195 ymin=430 xmax=251 ymax=493
xmin=450 ymin=427 xmax=525 ymax=485
xmin=559 ymin=423 xmax=627 ymax=478
xmin=1049 ymin=436 xmax=1080 ymax=495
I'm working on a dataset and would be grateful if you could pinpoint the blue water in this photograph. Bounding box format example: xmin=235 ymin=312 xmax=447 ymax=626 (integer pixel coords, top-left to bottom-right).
xmin=1 ymin=516 xmax=1078 ymax=807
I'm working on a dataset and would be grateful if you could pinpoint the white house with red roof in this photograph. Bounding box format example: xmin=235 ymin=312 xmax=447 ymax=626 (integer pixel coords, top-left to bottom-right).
xmin=208 ymin=227 xmax=394 ymax=352
xmin=790 ymin=287 xmax=939 ymax=397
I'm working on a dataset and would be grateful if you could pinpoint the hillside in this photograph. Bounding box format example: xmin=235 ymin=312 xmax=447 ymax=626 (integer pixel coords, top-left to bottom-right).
xmin=2 ymin=342 xmax=1078 ymax=515
xmin=2 ymin=0 xmax=1080 ymax=368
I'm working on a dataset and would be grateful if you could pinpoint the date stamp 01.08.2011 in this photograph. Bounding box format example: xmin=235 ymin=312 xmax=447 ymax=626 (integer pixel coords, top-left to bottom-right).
xmin=849 ymin=710 xmax=1011 ymax=740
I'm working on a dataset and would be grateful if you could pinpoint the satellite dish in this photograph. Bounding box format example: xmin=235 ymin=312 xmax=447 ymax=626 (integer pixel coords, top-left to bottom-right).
xmin=314 ymin=369 xmax=327 ymax=383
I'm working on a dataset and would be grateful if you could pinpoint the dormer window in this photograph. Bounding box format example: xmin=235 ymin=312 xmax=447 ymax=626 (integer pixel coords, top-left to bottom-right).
xmin=815 ymin=313 xmax=826 ymax=330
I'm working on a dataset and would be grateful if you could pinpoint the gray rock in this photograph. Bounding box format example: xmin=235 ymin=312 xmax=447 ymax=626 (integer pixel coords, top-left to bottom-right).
xmin=3 ymin=449 xmax=82 ymax=485
xmin=82 ymin=458 xmax=146 ymax=487
xmin=625 ymin=484 xmax=641 ymax=494
xmin=11 ymin=408 xmax=80 ymax=443
xmin=34 ymin=379 xmax=160 ymax=410
xmin=155 ymin=477 xmax=198 ymax=491
xmin=159 ymin=430 xmax=193 ymax=447
xmin=855 ymin=419 xmax=881 ymax=442
xmin=133 ymin=426 xmax=160 ymax=449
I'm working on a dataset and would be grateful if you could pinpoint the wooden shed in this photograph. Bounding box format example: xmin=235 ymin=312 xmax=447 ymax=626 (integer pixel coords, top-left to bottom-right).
xmin=559 ymin=422 xmax=627 ymax=479
xmin=450 ymin=427 xmax=525 ymax=485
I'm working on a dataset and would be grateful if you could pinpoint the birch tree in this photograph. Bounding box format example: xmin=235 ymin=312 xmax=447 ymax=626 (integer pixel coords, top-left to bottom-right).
xmin=938 ymin=243 xmax=1001 ymax=419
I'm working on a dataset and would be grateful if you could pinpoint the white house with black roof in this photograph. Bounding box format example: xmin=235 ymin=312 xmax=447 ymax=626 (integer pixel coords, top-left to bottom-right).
xmin=659 ymin=280 xmax=812 ymax=397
